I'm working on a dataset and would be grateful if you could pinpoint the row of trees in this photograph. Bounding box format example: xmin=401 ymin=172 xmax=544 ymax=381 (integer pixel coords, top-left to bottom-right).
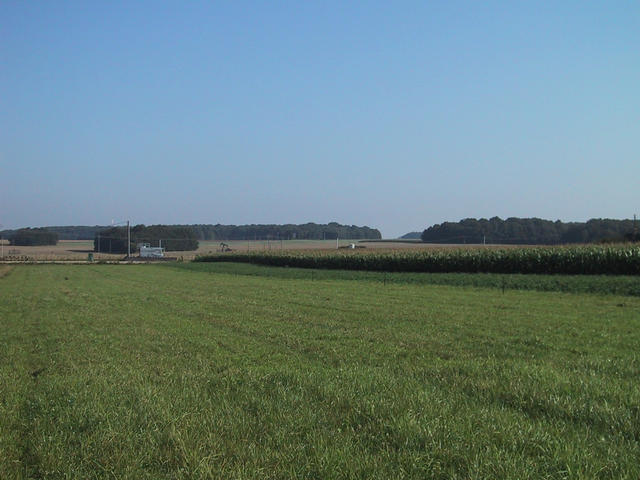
xmin=5 ymin=222 xmax=381 ymax=241
xmin=1 ymin=225 xmax=110 ymax=241
xmin=42 ymin=225 xmax=106 ymax=240
xmin=189 ymin=222 xmax=381 ymax=241
xmin=8 ymin=228 xmax=59 ymax=246
xmin=93 ymin=225 xmax=199 ymax=254
xmin=421 ymin=217 xmax=639 ymax=244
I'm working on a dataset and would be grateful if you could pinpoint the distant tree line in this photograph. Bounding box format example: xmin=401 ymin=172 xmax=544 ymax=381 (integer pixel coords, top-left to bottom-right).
xmin=8 ymin=228 xmax=59 ymax=246
xmin=43 ymin=225 xmax=106 ymax=240
xmin=4 ymin=222 xmax=381 ymax=242
xmin=189 ymin=222 xmax=381 ymax=241
xmin=1 ymin=225 xmax=108 ymax=241
xmin=400 ymin=232 xmax=422 ymax=239
xmin=421 ymin=217 xmax=639 ymax=245
xmin=94 ymin=225 xmax=198 ymax=254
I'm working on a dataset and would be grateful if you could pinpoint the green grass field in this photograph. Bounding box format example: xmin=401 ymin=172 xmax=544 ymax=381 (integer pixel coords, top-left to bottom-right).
xmin=176 ymin=262 xmax=640 ymax=297
xmin=1 ymin=264 xmax=639 ymax=479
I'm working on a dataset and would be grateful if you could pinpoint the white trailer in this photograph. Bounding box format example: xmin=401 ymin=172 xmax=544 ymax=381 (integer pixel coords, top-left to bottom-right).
xmin=140 ymin=243 xmax=165 ymax=258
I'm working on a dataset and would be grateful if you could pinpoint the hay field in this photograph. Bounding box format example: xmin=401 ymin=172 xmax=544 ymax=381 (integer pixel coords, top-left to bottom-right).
xmin=0 ymin=240 xmax=121 ymax=262
xmin=0 ymin=239 xmax=496 ymax=262
xmin=188 ymin=239 xmax=473 ymax=259
xmin=1 ymin=263 xmax=639 ymax=478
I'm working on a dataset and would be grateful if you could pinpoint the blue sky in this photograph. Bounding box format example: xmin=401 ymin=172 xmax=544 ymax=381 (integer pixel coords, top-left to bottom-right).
xmin=1 ymin=1 xmax=638 ymax=237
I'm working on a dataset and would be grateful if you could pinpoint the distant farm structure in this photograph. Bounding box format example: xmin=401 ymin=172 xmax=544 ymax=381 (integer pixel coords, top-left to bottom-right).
xmin=139 ymin=243 xmax=165 ymax=258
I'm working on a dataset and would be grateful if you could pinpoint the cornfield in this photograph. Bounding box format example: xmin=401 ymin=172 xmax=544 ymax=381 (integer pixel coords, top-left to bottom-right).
xmin=195 ymin=245 xmax=640 ymax=275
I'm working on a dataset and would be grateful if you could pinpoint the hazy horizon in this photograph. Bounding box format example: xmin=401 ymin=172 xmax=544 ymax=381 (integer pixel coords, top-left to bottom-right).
xmin=2 ymin=2 xmax=638 ymax=238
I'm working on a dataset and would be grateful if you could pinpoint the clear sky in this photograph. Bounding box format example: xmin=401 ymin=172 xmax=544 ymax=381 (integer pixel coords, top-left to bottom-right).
xmin=1 ymin=1 xmax=638 ymax=237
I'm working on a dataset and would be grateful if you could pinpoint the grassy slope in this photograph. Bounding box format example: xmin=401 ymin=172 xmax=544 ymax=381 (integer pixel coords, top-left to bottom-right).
xmin=1 ymin=264 xmax=639 ymax=479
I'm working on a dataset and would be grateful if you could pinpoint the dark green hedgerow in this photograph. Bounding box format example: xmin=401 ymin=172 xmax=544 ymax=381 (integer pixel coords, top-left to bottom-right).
xmin=195 ymin=245 xmax=640 ymax=275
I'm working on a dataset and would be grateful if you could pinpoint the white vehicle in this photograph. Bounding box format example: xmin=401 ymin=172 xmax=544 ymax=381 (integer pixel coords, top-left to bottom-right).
xmin=140 ymin=243 xmax=164 ymax=258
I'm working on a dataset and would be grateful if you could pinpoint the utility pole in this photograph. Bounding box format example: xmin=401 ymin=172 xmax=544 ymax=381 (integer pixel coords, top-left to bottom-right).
xmin=112 ymin=220 xmax=132 ymax=255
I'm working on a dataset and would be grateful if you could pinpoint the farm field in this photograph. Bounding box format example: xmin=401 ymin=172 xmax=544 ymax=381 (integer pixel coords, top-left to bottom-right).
xmin=0 ymin=240 xmax=120 ymax=262
xmin=0 ymin=240 xmax=340 ymax=262
xmin=0 ymin=239 xmax=464 ymax=262
xmin=1 ymin=264 xmax=639 ymax=479
xmin=180 ymin=262 xmax=640 ymax=297
xmin=197 ymin=244 xmax=640 ymax=275
xmin=158 ymin=239 xmax=485 ymax=257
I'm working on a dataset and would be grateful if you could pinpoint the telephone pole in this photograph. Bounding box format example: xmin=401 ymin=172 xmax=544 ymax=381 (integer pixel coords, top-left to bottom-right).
xmin=111 ymin=219 xmax=131 ymax=258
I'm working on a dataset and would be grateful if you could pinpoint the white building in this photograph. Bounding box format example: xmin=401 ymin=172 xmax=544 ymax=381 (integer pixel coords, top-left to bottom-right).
xmin=139 ymin=243 xmax=164 ymax=258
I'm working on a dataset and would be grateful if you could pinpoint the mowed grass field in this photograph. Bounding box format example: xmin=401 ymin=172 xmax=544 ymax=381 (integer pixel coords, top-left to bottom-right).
xmin=1 ymin=264 xmax=639 ymax=479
